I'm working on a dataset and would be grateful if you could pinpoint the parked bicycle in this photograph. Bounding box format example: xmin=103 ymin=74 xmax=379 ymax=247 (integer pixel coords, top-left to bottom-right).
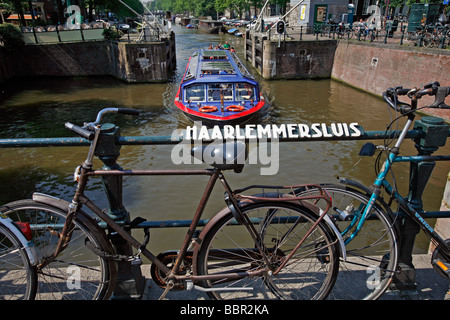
xmin=408 ymin=23 xmax=450 ymax=48
xmin=295 ymin=81 xmax=450 ymax=299
xmin=0 ymin=108 xmax=341 ymax=300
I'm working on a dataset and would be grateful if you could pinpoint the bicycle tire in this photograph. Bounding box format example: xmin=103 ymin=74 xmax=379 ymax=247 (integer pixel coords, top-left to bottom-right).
xmin=347 ymin=30 xmax=353 ymax=39
xmin=294 ymin=184 xmax=398 ymax=300
xmin=194 ymin=201 xmax=339 ymax=300
xmin=0 ymin=223 xmax=37 ymax=300
xmin=0 ymin=199 xmax=117 ymax=300
xmin=422 ymin=33 xmax=433 ymax=47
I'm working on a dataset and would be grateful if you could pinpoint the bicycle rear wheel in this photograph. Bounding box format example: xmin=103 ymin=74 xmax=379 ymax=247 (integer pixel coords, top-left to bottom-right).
xmin=195 ymin=202 xmax=339 ymax=300
xmin=295 ymin=184 xmax=398 ymax=300
xmin=0 ymin=223 xmax=37 ymax=299
xmin=0 ymin=199 xmax=116 ymax=300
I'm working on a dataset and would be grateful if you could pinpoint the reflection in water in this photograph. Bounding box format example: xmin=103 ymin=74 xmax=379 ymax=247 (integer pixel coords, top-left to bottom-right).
xmin=0 ymin=25 xmax=448 ymax=253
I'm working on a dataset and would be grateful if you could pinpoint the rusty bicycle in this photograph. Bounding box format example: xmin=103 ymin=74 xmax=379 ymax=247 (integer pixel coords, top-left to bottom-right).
xmin=0 ymin=108 xmax=341 ymax=300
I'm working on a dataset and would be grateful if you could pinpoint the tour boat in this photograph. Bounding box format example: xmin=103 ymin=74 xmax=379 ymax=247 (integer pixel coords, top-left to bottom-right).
xmin=174 ymin=49 xmax=265 ymax=126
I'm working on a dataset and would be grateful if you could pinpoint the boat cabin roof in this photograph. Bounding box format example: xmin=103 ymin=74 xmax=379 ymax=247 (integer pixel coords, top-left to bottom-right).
xmin=182 ymin=49 xmax=255 ymax=85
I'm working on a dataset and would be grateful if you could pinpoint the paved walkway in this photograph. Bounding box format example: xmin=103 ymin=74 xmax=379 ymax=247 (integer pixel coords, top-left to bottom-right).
xmin=139 ymin=254 xmax=449 ymax=300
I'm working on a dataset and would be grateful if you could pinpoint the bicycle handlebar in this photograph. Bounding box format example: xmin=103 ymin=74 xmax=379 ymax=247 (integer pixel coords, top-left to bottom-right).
xmin=65 ymin=122 xmax=95 ymax=141
xmin=383 ymin=81 xmax=450 ymax=114
xmin=65 ymin=108 xmax=140 ymax=140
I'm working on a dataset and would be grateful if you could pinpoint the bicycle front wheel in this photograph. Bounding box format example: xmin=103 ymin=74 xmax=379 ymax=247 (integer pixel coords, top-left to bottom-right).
xmin=0 ymin=199 xmax=116 ymax=300
xmin=195 ymin=202 xmax=339 ymax=300
xmin=295 ymin=184 xmax=398 ymax=300
xmin=0 ymin=223 xmax=37 ymax=300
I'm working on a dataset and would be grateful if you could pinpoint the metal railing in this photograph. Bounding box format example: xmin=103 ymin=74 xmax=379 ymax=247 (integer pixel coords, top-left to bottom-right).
xmin=1 ymin=120 xmax=449 ymax=297
xmin=262 ymin=23 xmax=450 ymax=49
xmin=1 ymin=123 xmax=449 ymax=222
xmin=1 ymin=124 xmax=449 ymax=225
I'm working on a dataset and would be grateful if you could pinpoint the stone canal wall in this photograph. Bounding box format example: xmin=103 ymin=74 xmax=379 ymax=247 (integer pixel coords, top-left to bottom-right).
xmin=261 ymin=40 xmax=336 ymax=79
xmin=0 ymin=47 xmax=14 ymax=84
xmin=245 ymin=32 xmax=449 ymax=100
xmin=0 ymin=34 xmax=176 ymax=84
xmin=331 ymin=41 xmax=450 ymax=97
xmin=11 ymin=41 xmax=117 ymax=78
xmin=245 ymin=33 xmax=337 ymax=79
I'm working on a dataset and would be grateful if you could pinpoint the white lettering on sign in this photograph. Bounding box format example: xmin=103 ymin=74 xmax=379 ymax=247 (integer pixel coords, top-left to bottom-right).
xmin=170 ymin=122 xmax=362 ymax=176
xmin=183 ymin=123 xmax=361 ymax=141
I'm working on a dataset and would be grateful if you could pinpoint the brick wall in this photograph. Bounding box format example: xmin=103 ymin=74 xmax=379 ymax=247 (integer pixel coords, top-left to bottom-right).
xmin=0 ymin=37 xmax=176 ymax=83
xmin=11 ymin=41 xmax=115 ymax=78
xmin=332 ymin=41 xmax=450 ymax=98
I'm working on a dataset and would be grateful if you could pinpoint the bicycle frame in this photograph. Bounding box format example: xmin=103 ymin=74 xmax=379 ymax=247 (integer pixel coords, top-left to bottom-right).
xmin=345 ymin=118 xmax=450 ymax=256
xmin=71 ymin=166 xmax=258 ymax=284
xmin=51 ymin=162 xmax=333 ymax=288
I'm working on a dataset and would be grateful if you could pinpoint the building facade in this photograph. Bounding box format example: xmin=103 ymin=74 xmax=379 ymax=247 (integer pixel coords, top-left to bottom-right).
xmin=288 ymin=0 xmax=351 ymax=27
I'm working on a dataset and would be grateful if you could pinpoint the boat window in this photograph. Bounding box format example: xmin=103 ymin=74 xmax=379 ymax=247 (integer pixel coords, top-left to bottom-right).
xmin=208 ymin=84 xmax=233 ymax=102
xmin=235 ymin=83 xmax=256 ymax=101
xmin=184 ymin=84 xmax=205 ymax=102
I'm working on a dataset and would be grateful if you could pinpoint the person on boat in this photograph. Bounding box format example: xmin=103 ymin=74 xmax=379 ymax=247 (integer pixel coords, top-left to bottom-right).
xmin=223 ymin=41 xmax=230 ymax=49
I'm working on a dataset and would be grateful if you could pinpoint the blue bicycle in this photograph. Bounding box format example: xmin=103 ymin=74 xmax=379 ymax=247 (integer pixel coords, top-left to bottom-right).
xmin=296 ymin=82 xmax=450 ymax=299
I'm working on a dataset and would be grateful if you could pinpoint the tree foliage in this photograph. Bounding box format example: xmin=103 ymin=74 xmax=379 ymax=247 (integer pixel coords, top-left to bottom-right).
xmin=0 ymin=0 xmax=144 ymax=25
xmin=0 ymin=23 xmax=23 ymax=48
xmin=149 ymin=0 xmax=286 ymax=17
xmin=374 ymin=0 xmax=443 ymax=8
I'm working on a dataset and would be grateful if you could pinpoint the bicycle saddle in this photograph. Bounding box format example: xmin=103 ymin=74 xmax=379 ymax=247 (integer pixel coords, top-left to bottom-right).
xmin=191 ymin=141 xmax=247 ymax=172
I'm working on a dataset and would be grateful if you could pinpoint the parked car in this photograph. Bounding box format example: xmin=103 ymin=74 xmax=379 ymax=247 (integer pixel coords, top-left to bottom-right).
xmin=118 ymin=23 xmax=130 ymax=33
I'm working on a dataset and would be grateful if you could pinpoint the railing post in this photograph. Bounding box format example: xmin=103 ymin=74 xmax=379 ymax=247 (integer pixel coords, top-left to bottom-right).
xmin=32 ymin=26 xmax=38 ymax=44
xmin=94 ymin=123 xmax=145 ymax=299
xmin=394 ymin=116 xmax=449 ymax=290
xmin=56 ymin=25 xmax=62 ymax=42
xmin=80 ymin=26 xmax=85 ymax=41
xmin=400 ymin=26 xmax=405 ymax=46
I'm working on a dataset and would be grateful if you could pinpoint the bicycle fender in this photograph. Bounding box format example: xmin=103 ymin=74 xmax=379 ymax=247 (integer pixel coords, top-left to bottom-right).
xmin=0 ymin=216 xmax=38 ymax=265
xmin=32 ymin=192 xmax=115 ymax=245
xmin=32 ymin=192 xmax=72 ymax=212
xmin=320 ymin=211 xmax=347 ymax=261
xmin=337 ymin=177 xmax=373 ymax=195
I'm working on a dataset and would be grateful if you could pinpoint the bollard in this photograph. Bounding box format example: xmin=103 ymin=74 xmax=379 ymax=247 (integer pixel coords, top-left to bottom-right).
xmin=393 ymin=116 xmax=449 ymax=290
xmin=94 ymin=123 xmax=145 ymax=299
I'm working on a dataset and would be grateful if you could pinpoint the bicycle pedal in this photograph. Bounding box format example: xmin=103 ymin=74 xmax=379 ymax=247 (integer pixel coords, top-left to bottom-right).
xmin=432 ymin=259 xmax=450 ymax=278
xmin=130 ymin=256 xmax=142 ymax=266
xmin=431 ymin=239 xmax=450 ymax=279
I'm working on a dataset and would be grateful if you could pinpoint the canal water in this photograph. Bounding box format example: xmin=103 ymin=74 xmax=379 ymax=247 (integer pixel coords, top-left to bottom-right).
xmin=0 ymin=24 xmax=448 ymax=254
